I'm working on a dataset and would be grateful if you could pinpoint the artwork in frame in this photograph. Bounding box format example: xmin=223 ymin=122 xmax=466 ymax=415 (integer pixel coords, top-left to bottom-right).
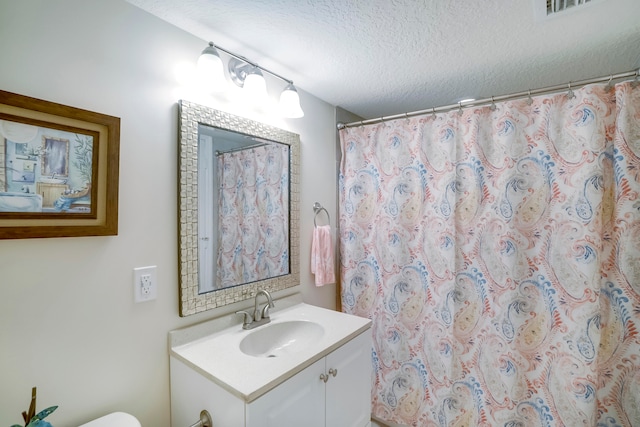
xmin=0 ymin=90 xmax=120 ymax=239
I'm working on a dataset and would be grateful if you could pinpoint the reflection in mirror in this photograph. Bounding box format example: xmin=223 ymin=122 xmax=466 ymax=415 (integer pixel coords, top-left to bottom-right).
xmin=197 ymin=125 xmax=290 ymax=293
xmin=178 ymin=101 xmax=300 ymax=316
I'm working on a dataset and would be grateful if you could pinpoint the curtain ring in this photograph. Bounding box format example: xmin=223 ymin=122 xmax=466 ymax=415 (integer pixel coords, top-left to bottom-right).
xmin=526 ymin=89 xmax=533 ymax=106
xmin=457 ymin=102 xmax=463 ymax=116
xmin=490 ymin=96 xmax=497 ymax=111
xmin=567 ymin=82 xmax=575 ymax=99
xmin=432 ymin=107 xmax=436 ymax=119
xmin=605 ymin=74 xmax=614 ymax=90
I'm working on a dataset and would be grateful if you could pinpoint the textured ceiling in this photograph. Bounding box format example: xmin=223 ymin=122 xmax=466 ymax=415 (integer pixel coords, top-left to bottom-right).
xmin=126 ymin=0 xmax=640 ymax=120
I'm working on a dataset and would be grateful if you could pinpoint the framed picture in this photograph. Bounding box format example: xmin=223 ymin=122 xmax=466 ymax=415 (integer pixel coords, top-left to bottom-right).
xmin=0 ymin=90 xmax=120 ymax=239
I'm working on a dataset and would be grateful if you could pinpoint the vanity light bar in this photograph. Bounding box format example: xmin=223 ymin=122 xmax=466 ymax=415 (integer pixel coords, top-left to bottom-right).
xmin=198 ymin=42 xmax=304 ymax=118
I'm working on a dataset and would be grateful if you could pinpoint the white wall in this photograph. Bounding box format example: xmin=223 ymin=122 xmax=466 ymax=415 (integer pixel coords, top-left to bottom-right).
xmin=0 ymin=1 xmax=338 ymax=426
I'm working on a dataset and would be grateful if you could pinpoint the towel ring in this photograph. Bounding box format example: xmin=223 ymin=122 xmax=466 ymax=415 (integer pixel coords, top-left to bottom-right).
xmin=313 ymin=202 xmax=330 ymax=227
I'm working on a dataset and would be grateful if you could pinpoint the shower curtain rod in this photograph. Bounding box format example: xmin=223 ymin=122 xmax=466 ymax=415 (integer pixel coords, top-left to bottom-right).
xmin=215 ymin=142 xmax=266 ymax=156
xmin=336 ymin=68 xmax=640 ymax=130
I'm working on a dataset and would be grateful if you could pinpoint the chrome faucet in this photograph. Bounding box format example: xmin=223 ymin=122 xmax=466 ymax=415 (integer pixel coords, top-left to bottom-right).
xmin=235 ymin=290 xmax=275 ymax=330
xmin=253 ymin=289 xmax=274 ymax=321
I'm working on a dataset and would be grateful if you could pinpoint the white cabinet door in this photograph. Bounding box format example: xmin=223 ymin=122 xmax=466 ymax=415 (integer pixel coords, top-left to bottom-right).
xmin=325 ymin=331 xmax=372 ymax=427
xmin=247 ymin=358 xmax=326 ymax=427
xmin=212 ymin=330 xmax=372 ymax=427
xmin=170 ymin=357 xmax=245 ymax=427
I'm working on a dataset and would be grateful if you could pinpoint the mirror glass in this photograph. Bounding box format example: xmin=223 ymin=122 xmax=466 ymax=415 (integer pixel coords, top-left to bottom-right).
xmin=178 ymin=101 xmax=300 ymax=316
xmin=197 ymin=125 xmax=290 ymax=292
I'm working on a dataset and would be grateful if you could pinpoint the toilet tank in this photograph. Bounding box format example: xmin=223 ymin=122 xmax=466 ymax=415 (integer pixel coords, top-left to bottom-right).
xmin=78 ymin=412 xmax=141 ymax=427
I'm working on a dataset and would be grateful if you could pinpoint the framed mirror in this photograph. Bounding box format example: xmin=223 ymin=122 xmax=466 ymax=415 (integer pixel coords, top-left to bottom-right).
xmin=178 ymin=100 xmax=300 ymax=316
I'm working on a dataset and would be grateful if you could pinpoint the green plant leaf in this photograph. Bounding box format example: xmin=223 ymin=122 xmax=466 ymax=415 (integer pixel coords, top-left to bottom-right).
xmin=31 ymin=406 xmax=57 ymax=421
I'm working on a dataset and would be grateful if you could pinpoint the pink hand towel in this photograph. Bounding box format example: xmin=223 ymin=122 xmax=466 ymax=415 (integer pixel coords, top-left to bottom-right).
xmin=311 ymin=225 xmax=335 ymax=286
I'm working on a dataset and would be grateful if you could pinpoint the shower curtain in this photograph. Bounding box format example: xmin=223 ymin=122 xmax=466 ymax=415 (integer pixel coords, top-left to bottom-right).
xmin=216 ymin=144 xmax=289 ymax=287
xmin=339 ymin=81 xmax=640 ymax=426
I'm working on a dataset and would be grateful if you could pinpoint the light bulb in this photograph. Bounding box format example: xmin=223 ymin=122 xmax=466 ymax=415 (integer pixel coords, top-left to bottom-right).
xmin=279 ymin=84 xmax=304 ymax=118
xmin=197 ymin=42 xmax=225 ymax=92
xmin=243 ymin=66 xmax=268 ymax=102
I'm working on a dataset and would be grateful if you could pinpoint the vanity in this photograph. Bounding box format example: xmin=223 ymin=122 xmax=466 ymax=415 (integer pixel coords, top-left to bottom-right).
xmin=169 ymin=298 xmax=372 ymax=427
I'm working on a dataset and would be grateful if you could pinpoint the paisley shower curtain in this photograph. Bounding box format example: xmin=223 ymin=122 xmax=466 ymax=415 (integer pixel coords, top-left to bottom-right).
xmin=339 ymin=81 xmax=640 ymax=426
xmin=216 ymin=144 xmax=289 ymax=287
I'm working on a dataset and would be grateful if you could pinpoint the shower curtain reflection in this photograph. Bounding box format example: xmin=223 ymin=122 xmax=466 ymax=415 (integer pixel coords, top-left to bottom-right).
xmin=339 ymin=81 xmax=640 ymax=426
xmin=215 ymin=144 xmax=290 ymax=289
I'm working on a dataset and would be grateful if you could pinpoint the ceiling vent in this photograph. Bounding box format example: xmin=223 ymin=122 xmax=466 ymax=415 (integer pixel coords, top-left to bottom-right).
xmin=534 ymin=0 xmax=602 ymax=20
xmin=547 ymin=0 xmax=591 ymax=14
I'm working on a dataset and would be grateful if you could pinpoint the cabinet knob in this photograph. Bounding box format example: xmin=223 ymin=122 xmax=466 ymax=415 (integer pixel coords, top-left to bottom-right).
xmin=319 ymin=373 xmax=329 ymax=383
xmin=329 ymin=368 xmax=338 ymax=377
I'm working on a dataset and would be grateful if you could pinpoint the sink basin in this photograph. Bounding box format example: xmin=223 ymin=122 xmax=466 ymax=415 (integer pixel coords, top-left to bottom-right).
xmin=40 ymin=177 xmax=67 ymax=184
xmin=239 ymin=320 xmax=324 ymax=358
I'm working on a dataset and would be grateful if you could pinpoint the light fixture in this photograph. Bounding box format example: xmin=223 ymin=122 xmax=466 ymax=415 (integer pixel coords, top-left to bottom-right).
xmin=279 ymin=84 xmax=304 ymax=118
xmin=196 ymin=42 xmax=225 ymax=92
xmin=197 ymin=41 xmax=305 ymax=118
xmin=242 ymin=66 xmax=268 ymax=100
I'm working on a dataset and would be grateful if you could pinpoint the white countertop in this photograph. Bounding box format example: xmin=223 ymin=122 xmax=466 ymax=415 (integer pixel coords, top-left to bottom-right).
xmin=170 ymin=303 xmax=371 ymax=402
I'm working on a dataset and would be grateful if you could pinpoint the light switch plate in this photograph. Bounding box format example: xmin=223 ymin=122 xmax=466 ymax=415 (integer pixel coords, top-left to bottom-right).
xmin=134 ymin=265 xmax=157 ymax=303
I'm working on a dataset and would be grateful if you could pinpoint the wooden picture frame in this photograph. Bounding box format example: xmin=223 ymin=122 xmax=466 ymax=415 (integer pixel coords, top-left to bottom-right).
xmin=0 ymin=90 xmax=120 ymax=239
